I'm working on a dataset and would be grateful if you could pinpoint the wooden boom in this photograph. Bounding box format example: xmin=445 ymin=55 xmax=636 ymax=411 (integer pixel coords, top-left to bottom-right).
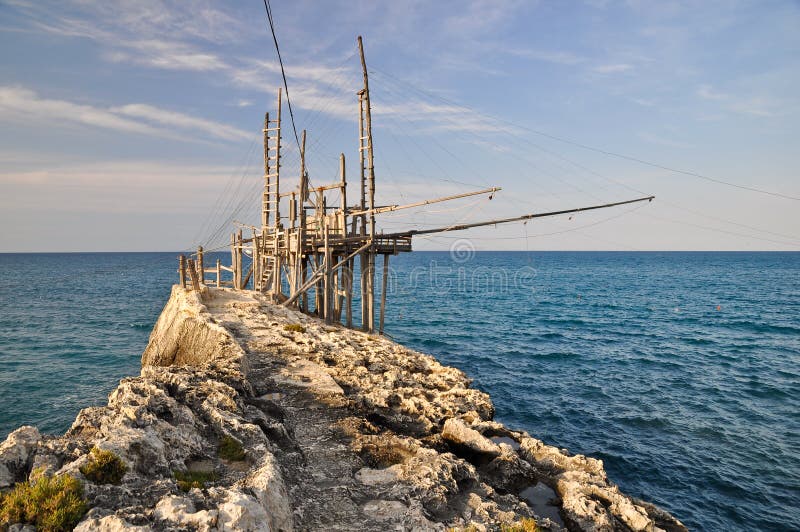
xmin=383 ymin=196 xmax=655 ymax=238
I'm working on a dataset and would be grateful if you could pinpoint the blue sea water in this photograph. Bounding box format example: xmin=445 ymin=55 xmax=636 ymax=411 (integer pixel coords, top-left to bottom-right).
xmin=0 ymin=251 xmax=798 ymax=531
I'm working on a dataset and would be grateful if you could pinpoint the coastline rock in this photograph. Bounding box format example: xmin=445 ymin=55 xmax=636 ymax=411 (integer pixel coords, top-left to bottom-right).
xmin=0 ymin=286 xmax=687 ymax=532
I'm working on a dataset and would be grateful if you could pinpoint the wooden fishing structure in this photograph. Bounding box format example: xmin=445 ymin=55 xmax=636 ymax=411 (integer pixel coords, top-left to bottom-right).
xmin=177 ymin=36 xmax=654 ymax=335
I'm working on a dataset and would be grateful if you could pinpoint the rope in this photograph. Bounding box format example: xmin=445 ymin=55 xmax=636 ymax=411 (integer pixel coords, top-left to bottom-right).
xmin=262 ymin=0 xmax=301 ymax=152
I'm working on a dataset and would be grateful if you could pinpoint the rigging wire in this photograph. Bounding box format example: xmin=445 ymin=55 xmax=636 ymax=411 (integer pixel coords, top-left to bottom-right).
xmin=370 ymin=67 xmax=800 ymax=202
xmin=262 ymin=0 xmax=301 ymax=152
xmin=370 ymin=69 xmax=800 ymax=246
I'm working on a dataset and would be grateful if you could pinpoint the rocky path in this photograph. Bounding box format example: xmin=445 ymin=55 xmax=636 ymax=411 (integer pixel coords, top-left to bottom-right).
xmin=205 ymin=290 xmax=434 ymax=531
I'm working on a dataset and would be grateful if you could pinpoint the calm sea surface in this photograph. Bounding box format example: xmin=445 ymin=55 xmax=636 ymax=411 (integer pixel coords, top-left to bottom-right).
xmin=0 ymin=251 xmax=797 ymax=531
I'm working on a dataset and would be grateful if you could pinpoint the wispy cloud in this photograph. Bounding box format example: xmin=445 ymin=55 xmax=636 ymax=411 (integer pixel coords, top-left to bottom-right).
xmin=593 ymin=63 xmax=634 ymax=74
xmin=0 ymin=86 xmax=170 ymax=138
xmin=510 ymin=48 xmax=586 ymax=65
xmin=697 ymin=84 xmax=728 ymax=100
xmin=112 ymin=104 xmax=252 ymax=141
xmin=696 ymin=84 xmax=778 ymax=117
xmin=638 ymin=131 xmax=693 ymax=149
xmin=0 ymin=86 xmax=252 ymax=142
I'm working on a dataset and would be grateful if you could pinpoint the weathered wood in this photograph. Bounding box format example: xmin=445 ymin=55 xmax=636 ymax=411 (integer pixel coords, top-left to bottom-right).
xmin=230 ymin=233 xmax=237 ymax=289
xmin=323 ymin=220 xmax=332 ymax=324
xmin=348 ymin=187 xmax=501 ymax=217
xmin=178 ymin=255 xmax=187 ymax=288
xmin=379 ymin=254 xmax=389 ymax=335
xmin=197 ymin=246 xmax=204 ymax=285
xmin=216 ymin=259 xmax=221 ymax=288
xmin=186 ymin=258 xmax=201 ymax=291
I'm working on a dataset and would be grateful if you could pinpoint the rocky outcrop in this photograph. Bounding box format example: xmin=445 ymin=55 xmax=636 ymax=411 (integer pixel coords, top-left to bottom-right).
xmin=0 ymin=286 xmax=687 ymax=532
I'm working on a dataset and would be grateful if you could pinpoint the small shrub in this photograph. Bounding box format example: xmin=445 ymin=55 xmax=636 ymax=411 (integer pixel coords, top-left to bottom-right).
xmin=218 ymin=435 xmax=246 ymax=461
xmin=0 ymin=471 xmax=87 ymax=532
xmin=174 ymin=470 xmax=216 ymax=492
xmin=447 ymin=526 xmax=479 ymax=532
xmin=500 ymin=518 xmax=539 ymax=532
xmin=283 ymin=324 xmax=305 ymax=333
xmin=79 ymin=447 xmax=128 ymax=485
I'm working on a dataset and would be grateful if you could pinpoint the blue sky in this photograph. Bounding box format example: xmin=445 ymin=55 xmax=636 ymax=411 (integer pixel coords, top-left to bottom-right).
xmin=0 ymin=0 xmax=798 ymax=251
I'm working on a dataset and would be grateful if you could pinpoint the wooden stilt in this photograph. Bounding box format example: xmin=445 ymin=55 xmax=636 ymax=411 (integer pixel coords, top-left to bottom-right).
xmin=197 ymin=246 xmax=204 ymax=285
xmin=216 ymin=259 xmax=221 ymax=288
xmin=379 ymin=254 xmax=389 ymax=334
xmin=178 ymin=255 xmax=187 ymax=288
xmin=187 ymin=258 xmax=201 ymax=292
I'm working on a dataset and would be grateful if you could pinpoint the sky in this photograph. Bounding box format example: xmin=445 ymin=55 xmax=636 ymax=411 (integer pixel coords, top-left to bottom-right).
xmin=0 ymin=0 xmax=798 ymax=252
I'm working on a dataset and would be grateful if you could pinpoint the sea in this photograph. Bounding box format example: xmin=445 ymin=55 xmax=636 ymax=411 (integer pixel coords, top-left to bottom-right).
xmin=0 ymin=251 xmax=797 ymax=531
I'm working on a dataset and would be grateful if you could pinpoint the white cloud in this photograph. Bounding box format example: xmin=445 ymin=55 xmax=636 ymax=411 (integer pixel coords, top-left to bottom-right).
xmin=696 ymin=84 xmax=779 ymax=117
xmin=113 ymin=103 xmax=252 ymax=141
xmin=0 ymin=86 xmax=251 ymax=142
xmin=0 ymin=86 xmax=170 ymax=138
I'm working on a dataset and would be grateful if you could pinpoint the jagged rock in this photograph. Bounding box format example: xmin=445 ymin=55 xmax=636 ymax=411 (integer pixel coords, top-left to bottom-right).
xmin=0 ymin=287 xmax=685 ymax=532
xmin=74 ymin=514 xmax=150 ymax=531
xmin=216 ymin=489 xmax=272 ymax=531
xmin=243 ymin=453 xmax=293 ymax=532
xmin=0 ymin=426 xmax=41 ymax=487
xmin=442 ymin=418 xmax=502 ymax=458
xmin=154 ymin=494 xmax=217 ymax=530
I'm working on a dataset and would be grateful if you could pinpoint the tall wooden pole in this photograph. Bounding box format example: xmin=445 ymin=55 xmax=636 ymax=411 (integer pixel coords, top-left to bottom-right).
xmin=178 ymin=255 xmax=187 ymax=288
xmin=379 ymin=254 xmax=389 ymax=335
xmin=197 ymin=246 xmax=204 ymax=285
xmin=262 ymin=112 xmax=270 ymax=230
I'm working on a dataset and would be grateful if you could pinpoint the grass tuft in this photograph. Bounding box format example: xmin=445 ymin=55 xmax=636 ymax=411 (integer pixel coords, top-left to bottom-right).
xmin=500 ymin=518 xmax=539 ymax=532
xmin=283 ymin=324 xmax=305 ymax=333
xmin=174 ymin=470 xmax=217 ymax=492
xmin=0 ymin=470 xmax=87 ymax=532
xmin=218 ymin=435 xmax=246 ymax=461
xmin=79 ymin=447 xmax=128 ymax=485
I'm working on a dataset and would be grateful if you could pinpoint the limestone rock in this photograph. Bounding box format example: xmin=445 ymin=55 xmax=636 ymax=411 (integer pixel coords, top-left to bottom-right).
xmin=441 ymin=418 xmax=502 ymax=457
xmin=0 ymin=426 xmax=41 ymax=487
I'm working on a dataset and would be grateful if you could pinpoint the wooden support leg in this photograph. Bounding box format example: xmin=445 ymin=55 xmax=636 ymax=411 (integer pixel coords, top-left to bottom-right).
xmin=360 ymin=253 xmax=368 ymax=331
xmin=197 ymin=246 xmax=204 ymax=286
xmin=379 ymin=254 xmax=389 ymax=335
xmin=367 ymin=252 xmax=376 ymax=333
xmin=300 ymin=257 xmax=308 ymax=312
xmin=178 ymin=255 xmax=187 ymax=288
xmin=346 ymin=258 xmax=354 ymax=328
xmin=216 ymin=259 xmax=221 ymax=288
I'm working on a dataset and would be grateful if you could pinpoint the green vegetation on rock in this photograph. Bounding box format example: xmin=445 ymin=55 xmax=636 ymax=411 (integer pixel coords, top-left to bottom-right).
xmin=79 ymin=447 xmax=128 ymax=485
xmin=500 ymin=518 xmax=539 ymax=532
xmin=174 ymin=470 xmax=217 ymax=492
xmin=283 ymin=324 xmax=305 ymax=333
xmin=218 ymin=435 xmax=246 ymax=461
xmin=0 ymin=471 xmax=87 ymax=532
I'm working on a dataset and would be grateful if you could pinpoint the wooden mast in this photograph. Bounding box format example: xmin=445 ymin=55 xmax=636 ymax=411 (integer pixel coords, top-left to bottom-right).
xmin=358 ymin=35 xmax=376 ymax=333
